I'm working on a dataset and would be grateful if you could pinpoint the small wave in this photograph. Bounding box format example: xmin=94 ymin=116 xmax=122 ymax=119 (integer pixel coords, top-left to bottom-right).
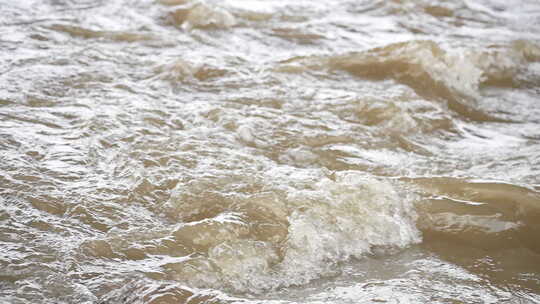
xmin=48 ymin=24 xmax=154 ymax=42
xmin=164 ymin=1 xmax=236 ymax=30
xmin=154 ymin=59 xmax=229 ymax=83
xmin=81 ymin=172 xmax=420 ymax=293
xmin=410 ymin=177 xmax=540 ymax=253
xmin=513 ymin=40 xmax=540 ymax=62
xmin=277 ymin=40 xmax=530 ymax=122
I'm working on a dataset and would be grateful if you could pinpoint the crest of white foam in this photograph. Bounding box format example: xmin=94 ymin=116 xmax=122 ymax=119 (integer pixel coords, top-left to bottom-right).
xmin=181 ymin=2 xmax=236 ymax=30
xmin=199 ymin=171 xmax=421 ymax=292
xmin=278 ymin=172 xmax=421 ymax=283
xmin=279 ymin=40 xmax=528 ymax=103
xmin=342 ymin=41 xmax=487 ymax=99
xmin=362 ymin=41 xmax=528 ymax=96
xmin=142 ymin=169 xmax=421 ymax=293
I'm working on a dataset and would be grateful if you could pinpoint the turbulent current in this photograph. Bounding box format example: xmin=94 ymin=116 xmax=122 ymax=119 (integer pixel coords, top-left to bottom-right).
xmin=1 ymin=0 xmax=540 ymax=303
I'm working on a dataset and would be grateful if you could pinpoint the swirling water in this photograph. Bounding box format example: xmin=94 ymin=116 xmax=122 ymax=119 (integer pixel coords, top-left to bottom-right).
xmin=1 ymin=0 xmax=540 ymax=303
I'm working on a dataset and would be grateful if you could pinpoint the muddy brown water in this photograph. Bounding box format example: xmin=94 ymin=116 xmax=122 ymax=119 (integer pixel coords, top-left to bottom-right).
xmin=1 ymin=0 xmax=540 ymax=303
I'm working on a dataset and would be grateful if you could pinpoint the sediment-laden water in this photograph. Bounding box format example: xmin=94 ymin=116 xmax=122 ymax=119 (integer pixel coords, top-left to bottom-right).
xmin=1 ymin=0 xmax=540 ymax=303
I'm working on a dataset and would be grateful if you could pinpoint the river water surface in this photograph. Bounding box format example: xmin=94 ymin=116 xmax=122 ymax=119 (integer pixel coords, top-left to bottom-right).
xmin=1 ymin=0 xmax=540 ymax=303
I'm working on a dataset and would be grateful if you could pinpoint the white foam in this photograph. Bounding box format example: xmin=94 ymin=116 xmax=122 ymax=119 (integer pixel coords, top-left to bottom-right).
xmin=237 ymin=124 xmax=255 ymax=144
xmin=161 ymin=171 xmax=420 ymax=292
xmin=182 ymin=2 xmax=236 ymax=30
xmin=280 ymin=172 xmax=421 ymax=282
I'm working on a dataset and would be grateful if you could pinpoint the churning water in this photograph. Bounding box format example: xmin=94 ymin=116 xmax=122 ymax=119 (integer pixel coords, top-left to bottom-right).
xmin=1 ymin=0 xmax=540 ymax=303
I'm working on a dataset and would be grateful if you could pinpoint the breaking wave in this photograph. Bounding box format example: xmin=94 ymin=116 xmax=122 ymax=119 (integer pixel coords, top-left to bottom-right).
xmin=82 ymin=172 xmax=420 ymax=293
xmin=277 ymin=40 xmax=533 ymax=121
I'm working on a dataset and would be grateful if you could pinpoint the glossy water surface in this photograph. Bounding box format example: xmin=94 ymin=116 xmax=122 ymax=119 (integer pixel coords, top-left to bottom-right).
xmin=1 ymin=0 xmax=540 ymax=303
